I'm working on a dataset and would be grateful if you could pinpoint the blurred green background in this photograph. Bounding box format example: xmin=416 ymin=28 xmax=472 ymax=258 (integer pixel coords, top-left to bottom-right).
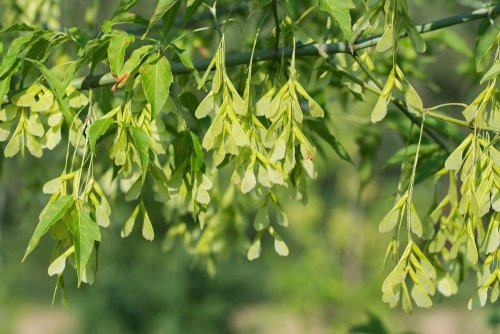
xmin=1 ymin=0 xmax=500 ymax=333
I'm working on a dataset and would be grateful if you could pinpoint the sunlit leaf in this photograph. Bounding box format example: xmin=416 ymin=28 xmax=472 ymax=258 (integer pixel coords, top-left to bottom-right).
xmin=247 ymin=238 xmax=262 ymax=261
xmin=411 ymin=284 xmax=432 ymax=308
xmin=241 ymin=167 xmax=256 ymax=194
xmin=140 ymin=55 xmax=173 ymax=119
xmin=376 ymin=25 xmax=393 ymax=53
xmin=317 ymin=0 xmax=355 ymax=41
xmin=254 ymin=206 xmax=270 ymax=231
xmin=88 ymin=118 xmax=114 ymax=153
xmin=379 ymin=208 xmax=400 ymax=233
xmin=142 ymin=208 xmax=154 ymax=241
xmin=68 ymin=210 xmax=101 ymax=285
xmin=128 ymin=126 xmax=150 ymax=183
xmin=437 ymin=276 xmax=458 ymax=297
xmin=108 ymin=30 xmax=135 ymax=74
xmin=121 ymin=205 xmax=140 ymax=238
xmin=143 ymin=0 xmax=180 ymax=38
xmin=23 ymin=196 xmax=74 ymax=261
xmin=468 ymin=287 xmax=488 ymax=310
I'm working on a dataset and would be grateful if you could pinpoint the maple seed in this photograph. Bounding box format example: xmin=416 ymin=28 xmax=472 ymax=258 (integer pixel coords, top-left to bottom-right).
xmin=111 ymin=73 xmax=130 ymax=92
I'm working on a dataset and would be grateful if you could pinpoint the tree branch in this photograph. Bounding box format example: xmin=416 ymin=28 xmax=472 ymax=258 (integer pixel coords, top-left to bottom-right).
xmin=2 ymin=5 xmax=499 ymax=104
xmin=72 ymin=5 xmax=500 ymax=87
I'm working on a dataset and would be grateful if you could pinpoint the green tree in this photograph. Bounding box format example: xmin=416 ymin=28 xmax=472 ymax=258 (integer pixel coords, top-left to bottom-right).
xmin=0 ymin=0 xmax=499 ymax=314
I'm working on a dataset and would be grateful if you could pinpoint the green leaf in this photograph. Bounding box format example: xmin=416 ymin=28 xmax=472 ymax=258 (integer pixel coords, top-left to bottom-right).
xmin=95 ymin=204 xmax=110 ymax=227
xmin=113 ymin=0 xmax=141 ymax=16
xmin=143 ymin=0 xmax=180 ymax=38
xmin=466 ymin=237 xmax=478 ymax=264
xmin=111 ymin=12 xmax=149 ymax=25
xmin=120 ymin=45 xmax=154 ymax=75
xmin=402 ymin=12 xmax=426 ymax=53
xmin=121 ymin=205 xmax=140 ymax=238
xmin=437 ymin=276 xmax=458 ymax=297
xmin=379 ymin=208 xmax=400 ymax=233
xmin=412 ymin=243 xmax=436 ymax=279
xmin=468 ymin=287 xmax=488 ymax=310
xmin=48 ymin=254 xmax=67 ymax=276
xmin=247 ymin=238 xmax=262 ymax=261
xmin=295 ymin=81 xmax=325 ymax=117
xmin=276 ymin=208 xmax=289 ymax=228
xmin=48 ymin=246 xmax=76 ymax=277
xmin=68 ymin=210 xmax=101 ymax=285
xmin=25 ymin=59 xmax=73 ymax=125
xmin=107 ymin=30 xmax=135 ymax=74
xmin=185 ymin=0 xmax=203 ymax=22
xmin=305 ymin=119 xmax=354 ymax=165
xmin=480 ymin=63 xmax=500 ymax=84
xmin=491 ymin=281 xmax=499 ymax=303
xmin=190 ymin=132 xmax=204 ymax=173
xmin=160 ymin=0 xmax=181 ymax=35
xmin=382 ymin=255 xmax=407 ymax=294
xmin=0 ymin=22 xmax=35 ymax=34
xmin=376 ymin=25 xmax=393 ymax=53
xmin=409 ymin=203 xmax=422 ymax=238
xmin=269 ymin=227 xmax=289 ymax=256
xmin=142 ymin=208 xmax=154 ymax=241
xmin=317 ymin=0 xmax=355 ymax=41
xmin=195 ymin=189 xmax=210 ymax=205
xmin=413 ymin=265 xmax=435 ymax=295
xmin=0 ymin=76 xmax=11 ymax=104
xmin=0 ymin=121 xmax=12 ymax=142
xmin=26 ymin=134 xmax=43 ymax=157
xmin=405 ymin=82 xmax=423 ymax=114
xmin=23 ymin=195 xmax=74 ymax=261
xmin=241 ymin=167 xmax=256 ymax=194
xmin=27 ymin=114 xmax=44 ymax=137
xmin=254 ymin=206 xmax=270 ymax=231
xmin=43 ymin=126 xmax=62 ymax=150
xmin=371 ymin=71 xmax=395 ymax=123
xmin=270 ymin=138 xmax=287 ymax=162
xmin=231 ymin=121 xmax=248 ymax=147
xmin=173 ymin=47 xmax=200 ymax=80
xmin=195 ymin=92 xmax=215 ymax=119
xmin=444 ymin=148 xmax=463 ymax=171
xmin=402 ymin=282 xmax=413 ymax=314
xmin=490 ymin=147 xmax=500 ymax=167
xmin=140 ymin=55 xmax=173 ymax=119
xmin=274 ymin=239 xmax=289 ymax=256
xmin=11 ymin=87 xmax=37 ymax=107
xmin=88 ymin=118 xmax=114 ymax=153
xmin=474 ymin=22 xmax=498 ymax=73
xmin=486 ymin=221 xmax=500 ymax=253
xmin=4 ymin=132 xmax=21 ymax=157
xmin=0 ymin=33 xmax=34 ymax=77
xmin=43 ymin=177 xmax=62 ymax=194
xmin=411 ymin=284 xmax=432 ymax=308
xmin=128 ymin=126 xmax=150 ymax=183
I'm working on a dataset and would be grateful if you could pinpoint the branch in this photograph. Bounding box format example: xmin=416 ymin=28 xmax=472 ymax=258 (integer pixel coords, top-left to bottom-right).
xmin=71 ymin=5 xmax=500 ymax=88
xmin=2 ymin=5 xmax=500 ymax=103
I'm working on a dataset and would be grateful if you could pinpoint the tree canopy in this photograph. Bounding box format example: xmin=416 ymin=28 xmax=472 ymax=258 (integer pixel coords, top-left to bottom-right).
xmin=0 ymin=0 xmax=500 ymax=313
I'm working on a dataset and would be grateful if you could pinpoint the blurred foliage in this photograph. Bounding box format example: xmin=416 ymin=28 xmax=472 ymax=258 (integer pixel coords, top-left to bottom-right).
xmin=0 ymin=0 xmax=499 ymax=333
